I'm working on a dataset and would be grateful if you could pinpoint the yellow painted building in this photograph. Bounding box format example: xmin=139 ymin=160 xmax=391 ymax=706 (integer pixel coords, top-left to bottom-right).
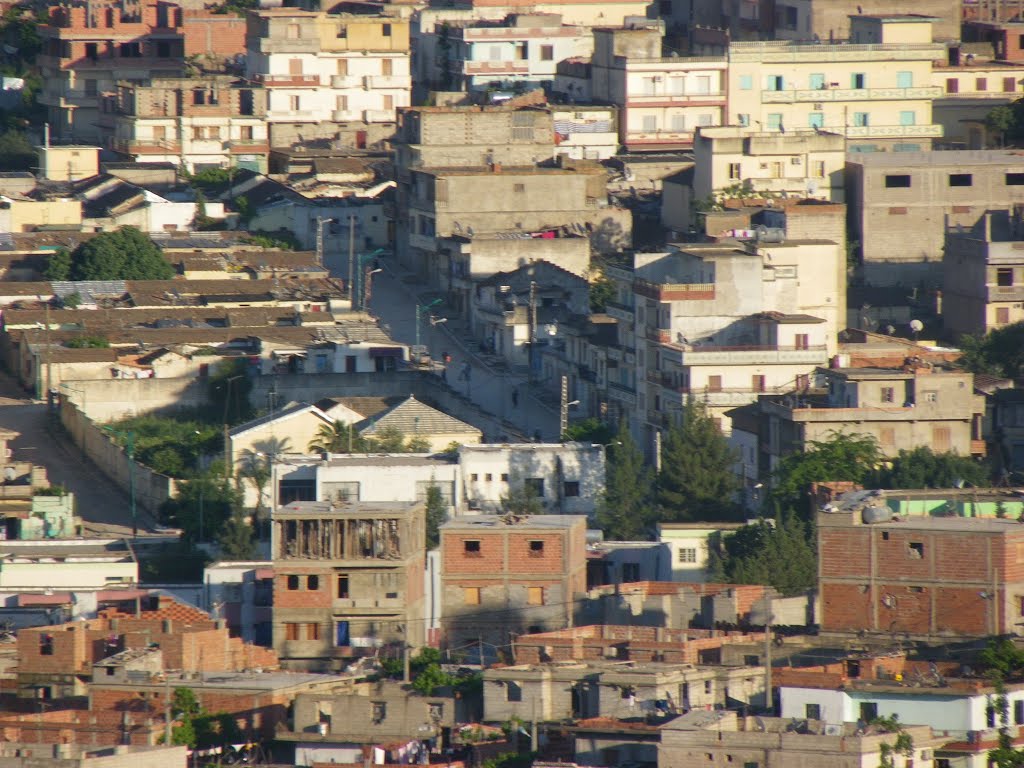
xmin=0 ymin=198 xmax=82 ymax=233
xmin=36 ymin=145 xmax=100 ymax=182
xmin=727 ymin=16 xmax=946 ymax=152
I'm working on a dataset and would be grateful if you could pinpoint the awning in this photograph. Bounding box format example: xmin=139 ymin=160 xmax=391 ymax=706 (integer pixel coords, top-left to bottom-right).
xmin=18 ymin=592 xmax=72 ymax=606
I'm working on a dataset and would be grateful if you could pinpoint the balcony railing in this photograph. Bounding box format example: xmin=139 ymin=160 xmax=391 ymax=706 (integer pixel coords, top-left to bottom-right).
xmin=331 ymin=74 xmax=364 ymax=88
xmin=464 ymin=60 xmax=530 ymax=75
xmin=332 ymin=109 xmax=362 ymax=121
xmin=633 ymin=279 xmax=715 ymax=301
xmin=628 ymin=91 xmax=726 ymax=105
xmin=842 ymin=123 xmax=943 ymax=138
xmin=761 ymin=86 xmax=942 ymax=103
xmin=253 ymin=73 xmax=320 ymax=87
xmin=364 ymin=108 xmax=395 ymax=122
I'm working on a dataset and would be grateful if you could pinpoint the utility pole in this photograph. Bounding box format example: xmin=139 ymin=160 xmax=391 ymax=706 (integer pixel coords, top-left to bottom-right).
xmin=559 ymin=375 xmax=569 ymax=439
xmin=164 ymin=672 xmax=172 ymax=746
xmin=764 ymin=598 xmax=773 ymax=715
xmin=527 ymin=280 xmax=537 ymax=383
xmin=127 ymin=431 xmax=136 ymax=538
xmin=316 ymin=216 xmax=329 ymax=268
xmin=403 ymin=643 xmax=411 ymax=683
xmin=44 ymin=301 xmax=52 ymax=403
xmin=347 ymin=214 xmax=356 ymax=306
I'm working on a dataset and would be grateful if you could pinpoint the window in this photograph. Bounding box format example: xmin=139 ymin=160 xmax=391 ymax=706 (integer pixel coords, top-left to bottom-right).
xmin=527 ymin=586 xmax=545 ymax=605
xmin=659 ymin=0 xmax=672 ymax=13
xmin=540 ymin=44 xmax=553 ymax=61
xmin=997 ymin=306 xmax=1011 ymax=324
xmin=285 ymin=623 xmax=299 ymax=641
xmin=998 ymin=267 xmax=1015 ymax=286
xmin=704 ymin=681 xmax=713 ymax=694
xmin=622 ymin=563 xmax=640 ymax=582
xmin=464 ymin=540 xmax=481 ymax=555
xmin=306 ymin=622 xmax=320 ymax=640
xmin=381 ymin=23 xmax=391 ymax=36
xmin=899 ymin=110 xmax=916 ymax=126
xmin=766 ymin=75 xmax=784 ymax=91
xmin=728 ymin=162 xmax=741 ymax=180
xmin=946 ymin=78 xmax=959 ymax=94
xmin=707 ymin=375 xmax=722 ymax=392
xmin=896 ymin=71 xmax=913 ymax=88
xmin=908 ymin=542 xmax=924 ymax=559
xmin=529 ymin=540 xmax=545 ymax=554
xmin=738 ymin=113 xmax=750 ymax=126
xmin=337 ymin=58 xmax=348 ymax=75
xmin=290 ymin=95 xmax=300 ymax=111
xmin=881 ymin=387 xmax=895 ymax=403
xmin=84 ymin=79 xmax=97 ymax=97
xmin=471 ymin=473 xmax=479 ymax=482
xmin=525 ymin=478 xmax=545 ymax=497
xmin=563 ymin=481 xmax=580 ymax=497
xmin=947 ymin=173 xmax=973 ymax=187
xmin=307 ymin=575 xmax=319 ymax=590
xmin=851 ymin=72 xmax=866 ymax=89
xmin=85 ymin=42 xmax=98 ymax=60
xmin=465 ymin=587 xmax=481 ymax=605
xmin=337 ymin=575 xmax=349 ymax=598
xmin=507 ymin=681 xmax=523 ymax=702
xmin=885 ymin=174 xmax=911 ymax=188
xmin=794 ymin=333 xmax=809 ymax=350
xmin=1008 ymin=173 xmax=1024 ymax=185
xmin=240 ymin=125 xmax=253 ymax=141
xmin=383 ymin=95 xmax=394 ymax=110
xmin=808 ymin=112 xmax=823 ymax=129
xmin=977 ymin=77 xmax=988 ymax=91
xmin=678 ymin=548 xmax=697 ymax=563
xmin=515 ymin=41 xmax=528 ymax=60
xmin=752 ymin=375 xmax=766 ymax=393
xmin=859 ymin=702 xmax=878 ymax=722
xmin=670 ymin=113 xmax=686 ymax=131
xmin=501 ymin=473 xmax=509 ymax=482
xmin=641 ymin=115 xmax=657 ymax=132
xmin=286 ymin=23 xmax=300 ymax=39
xmin=381 ymin=58 xmax=392 ymax=76
xmin=922 ymin=391 xmax=937 ymax=403
xmin=372 ymin=702 xmax=387 ymax=723
xmin=809 ymin=73 xmax=825 ymax=89
xmin=853 ymin=112 xmax=869 ymax=127
xmin=933 ymin=426 xmax=951 ymax=451
xmin=1016 ymin=700 xmax=1024 ymax=724
xmin=805 ymin=703 xmax=821 ymax=720
xmin=1006 ymin=77 xmax=1019 ymax=93
xmin=287 ymin=575 xmax=299 ymax=590
xmin=739 ymin=75 xmax=753 ymax=90
xmin=39 ymin=634 xmax=53 ymax=655
xmin=766 ymin=113 xmax=782 ymax=131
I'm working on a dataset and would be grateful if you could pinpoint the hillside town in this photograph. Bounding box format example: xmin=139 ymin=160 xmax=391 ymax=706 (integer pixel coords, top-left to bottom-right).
xmin=2 ymin=0 xmax=1024 ymax=767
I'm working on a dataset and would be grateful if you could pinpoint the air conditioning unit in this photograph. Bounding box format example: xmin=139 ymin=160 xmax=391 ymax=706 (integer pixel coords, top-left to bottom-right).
xmin=790 ymin=156 xmax=801 ymax=165
xmin=813 ymin=102 xmax=823 ymax=110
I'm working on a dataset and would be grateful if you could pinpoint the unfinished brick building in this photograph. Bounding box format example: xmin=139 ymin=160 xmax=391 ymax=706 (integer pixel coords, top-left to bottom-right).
xmin=271 ymin=500 xmax=426 ymax=671
xmin=439 ymin=515 xmax=587 ymax=650
xmin=819 ymin=495 xmax=1024 ymax=637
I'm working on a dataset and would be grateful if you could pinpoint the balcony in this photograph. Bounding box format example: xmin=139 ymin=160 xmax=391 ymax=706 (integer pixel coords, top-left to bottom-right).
xmin=604 ymin=301 xmax=634 ymax=321
xmin=464 ymin=60 xmax=530 ymax=76
xmin=762 ymin=398 xmax=932 ymax=423
xmin=228 ymin=140 xmax=270 ymax=155
xmin=633 ymin=279 xmax=714 ymax=302
xmin=248 ymin=37 xmax=322 ymax=54
xmin=761 ymin=86 xmax=942 ymax=103
xmin=112 ymin=138 xmax=181 ymax=154
xmin=332 ymin=109 xmax=362 ymax=121
xmin=331 ymin=74 xmax=364 ymax=88
xmin=253 ymin=73 xmax=320 ymax=87
xmin=627 ymin=91 xmax=726 ymax=106
xmin=364 ymin=109 xmax=395 ymax=122
xmin=842 ymin=123 xmax=943 ymax=139
xmin=334 ymin=597 xmax=404 ymax=610
xmin=626 ymin=129 xmax=696 ymax=148
xmin=607 ymin=379 xmax=637 ymax=406
xmin=971 ymin=439 xmax=987 ymax=456
xmin=668 ymin=344 xmax=829 ymax=366
xmin=366 ymin=75 xmax=412 ymax=89
xmin=987 ymin=285 xmax=1024 ymax=301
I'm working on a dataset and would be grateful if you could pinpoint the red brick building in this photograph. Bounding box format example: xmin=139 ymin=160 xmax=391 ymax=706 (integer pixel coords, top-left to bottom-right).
xmin=819 ymin=500 xmax=1024 ymax=637
xmin=439 ymin=515 xmax=588 ymax=649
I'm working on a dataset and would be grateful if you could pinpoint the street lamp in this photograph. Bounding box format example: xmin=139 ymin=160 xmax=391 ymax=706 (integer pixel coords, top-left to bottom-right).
xmin=354 ymin=249 xmax=386 ymax=311
xmin=415 ymin=299 xmax=443 ymax=349
xmin=220 ymin=374 xmax=243 ymax=483
xmin=102 ymin=426 xmax=137 ymax=538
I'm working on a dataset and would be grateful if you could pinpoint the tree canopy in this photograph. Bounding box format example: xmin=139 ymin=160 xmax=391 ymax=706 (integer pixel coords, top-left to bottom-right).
xmin=959 ymin=322 xmax=1024 ymax=380
xmin=655 ymin=401 xmax=740 ymax=523
xmin=770 ymin=431 xmax=882 ymax=516
xmin=425 ymin=483 xmax=446 ymax=550
xmin=69 ymin=228 xmax=175 ymax=281
xmin=870 ymin=446 xmax=990 ymax=489
xmin=716 ymin=512 xmax=817 ymax=595
xmin=597 ymin=419 xmax=654 ymax=540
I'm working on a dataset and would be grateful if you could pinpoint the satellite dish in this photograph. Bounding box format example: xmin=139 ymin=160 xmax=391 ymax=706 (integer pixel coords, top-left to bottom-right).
xmin=909 ymin=319 xmax=924 ymax=332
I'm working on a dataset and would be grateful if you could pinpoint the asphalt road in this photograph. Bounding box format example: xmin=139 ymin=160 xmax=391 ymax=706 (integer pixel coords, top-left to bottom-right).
xmin=0 ymin=369 xmax=141 ymax=537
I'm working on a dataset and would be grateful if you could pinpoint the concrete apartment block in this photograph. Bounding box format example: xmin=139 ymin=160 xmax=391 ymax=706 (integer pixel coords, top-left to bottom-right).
xmin=847 ymin=150 xmax=1024 ymax=287
xmin=271 ymin=500 xmax=426 ymax=671
xmin=439 ymin=514 xmax=587 ymax=648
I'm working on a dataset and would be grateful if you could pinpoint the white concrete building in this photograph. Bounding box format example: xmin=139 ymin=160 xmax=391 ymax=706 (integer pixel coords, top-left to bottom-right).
xmin=552 ymin=105 xmax=619 ymax=160
xmin=657 ymin=523 xmax=744 ymax=582
xmin=245 ymin=10 xmax=411 ymax=137
xmin=0 ymin=539 xmax=137 ymax=590
xmin=447 ymin=14 xmax=593 ymax=93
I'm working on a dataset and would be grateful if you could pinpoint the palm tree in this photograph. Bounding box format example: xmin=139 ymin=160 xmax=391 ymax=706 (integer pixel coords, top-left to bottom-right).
xmin=308 ymin=420 xmax=366 ymax=453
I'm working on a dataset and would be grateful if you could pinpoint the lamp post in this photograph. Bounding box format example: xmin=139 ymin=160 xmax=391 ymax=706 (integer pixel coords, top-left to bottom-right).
xmin=415 ymin=298 xmax=443 ymax=349
xmin=102 ymin=426 xmax=137 ymax=538
xmin=354 ymin=248 xmax=386 ymax=311
xmin=221 ymin=374 xmax=243 ymax=483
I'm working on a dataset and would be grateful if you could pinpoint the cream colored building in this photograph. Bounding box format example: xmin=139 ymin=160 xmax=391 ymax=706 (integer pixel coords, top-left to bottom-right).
xmin=228 ymin=402 xmax=334 ymax=483
xmin=37 ymin=145 xmax=100 ymax=182
xmin=245 ymin=10 xmax=411 ymax=142
xmin=932 ymin=62 xmax=1024 ymax=148
xmin=727 ymin=15 xmax=946 ymax=152
xmin=0 ymin=197 xmax=82 ymax=233
xmin=0 ymin=539 xmax=137 ymax=590
xmin=592 ymin=22 xmax=728 ymax=150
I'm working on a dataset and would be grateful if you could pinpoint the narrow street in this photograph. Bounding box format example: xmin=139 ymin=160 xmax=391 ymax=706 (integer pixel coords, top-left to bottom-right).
xmin=367 ymin=260 xmax=561 ymax=442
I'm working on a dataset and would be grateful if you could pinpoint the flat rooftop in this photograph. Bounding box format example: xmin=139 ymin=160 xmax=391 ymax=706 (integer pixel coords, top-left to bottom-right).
xmin=846 ymin=149 xmax=1024 ymax=167
xmin=276 ymin=500 xmax=422 ymax=516
xmin=95 ymin=669 xmax=354 ymax=692
xmin=442 ymin=514 xmax=586 ymax=530
xmin=0 ymin=539 xmax=133 ymax=561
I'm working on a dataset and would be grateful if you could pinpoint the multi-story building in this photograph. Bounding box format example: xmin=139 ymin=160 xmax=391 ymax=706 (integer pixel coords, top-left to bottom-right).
xmin=727 ymin=15 xmax=946 ymax=154
xmin=99 ymin=76 xmax=269 ymax=172
xmin=271 ymin=499 xmax=426 ymax=671
xmin=591 ymin=22 xmax=728 ymax=150
xmin=943 ymin=209 xmax=1024 ymax=336
xmin=662 ymin=127 xmax=845 ymax=232
xmin=846 ymin=149 xmax=1024 ymax=286
xmin=552 ymin=104 xmax=619 ymax=160
xmin=439 ymin=514 xmax=586 ymax=647
xmin=445 ymin=14 xmax=592 ymax=93
xmin=818 ymin=490 xmax=1024 ymax=637
xmin=245 ymin=10 xmax=411 ymax=147
xmin=660 ymin=711 xmax=943 ymax=768
xmin=932 ymin=58 xmax=1024 ymax=148
xmin=606 ymin=234 xmax=843 ymax=452
xmin=38 ymin=1 xmax=186 ymax=141
xmin=735 ymin=364 xmax=987 ymax=479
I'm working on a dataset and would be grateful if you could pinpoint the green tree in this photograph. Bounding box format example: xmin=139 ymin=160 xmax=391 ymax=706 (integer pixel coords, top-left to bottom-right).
xmin=308 ymin=420 xmax=368 ymax=453
xmin=370 ymin=425 xmax=409 ymax=453
xmin=721 ymin=512 xmax=817 ymax=595
xmin=986 ymin=104 xmax=1016 ymax=148
xmin=425 ymin=483 xmax=447 ymax=549
xmin=237 ymin=449 xmax=270 ymax=513
xmin=655 ymin=401 xmax=739 ymax=523
xmin=0 ymin=130 xmax=35 ymax=171
xmin=597 ymin=419 xmax=654 ymax=540
xmin=70 ymin=227 xmax=174 ymax=281
xmin=43 ymin=249 xmax=72 ymax=281
xmin=61 ymin=291 xmax=82 ymax=309
xmin=589 ymin=276 xmax=616 ymax=312
xmin=168 ymin=688 xmax=201 ymax=747
xmin=208 ymin=358 xmax=253 ymax=424
xmin=65 ymin=335 xmax=110 ymax=348
xmin=870 ymin=446 xmax=990 ymax=489
xmin=563 ymin=417 xmax=616 ymax=444
xmin=502 ymin=482 xmax=544 ymax=517
xmin=160 ymin=471 xmax=240 ymax=542
xmin=770 ymin=431 xmax=882 ymax=517
xmin=959 ymin=323 xmax=1024 ymax=380
xmin=217 ymin=507 xmax=256 ymax=559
